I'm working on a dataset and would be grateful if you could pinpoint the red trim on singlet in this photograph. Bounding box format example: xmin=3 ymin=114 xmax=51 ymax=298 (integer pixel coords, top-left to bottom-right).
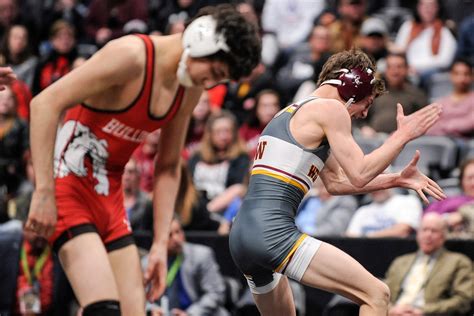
xmin=149 ymin=85 xmax=185 ymax=122
xmin=78 ymin=34 xmax=185 ymax=124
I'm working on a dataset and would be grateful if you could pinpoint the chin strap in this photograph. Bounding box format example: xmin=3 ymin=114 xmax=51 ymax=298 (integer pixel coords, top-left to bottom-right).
xmin=176 ymin=48 xmax=194 ymax=88
xmin=344 ymin=98 xmax=354 ymax=109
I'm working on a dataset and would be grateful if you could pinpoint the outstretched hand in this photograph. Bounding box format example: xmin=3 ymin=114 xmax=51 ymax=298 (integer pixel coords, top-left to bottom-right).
xmin=396 ymin=102 xmax=442 ymax=141
xmin=397 ymin=150 xmax=446 ymax=204
xmin=144 ymin=242 xmax=168 ymax=302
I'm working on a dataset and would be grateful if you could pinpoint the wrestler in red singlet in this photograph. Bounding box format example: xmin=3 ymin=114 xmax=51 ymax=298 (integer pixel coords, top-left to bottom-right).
xmin=51 ymin=35 xmax=185 ymax=251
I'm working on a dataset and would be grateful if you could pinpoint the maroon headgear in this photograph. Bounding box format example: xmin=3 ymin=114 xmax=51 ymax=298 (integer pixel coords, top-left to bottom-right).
xmin=323 ymin=67 xmax=375 ymax=103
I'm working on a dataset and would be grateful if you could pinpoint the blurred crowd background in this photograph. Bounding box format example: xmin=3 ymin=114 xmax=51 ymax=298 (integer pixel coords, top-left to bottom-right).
xmin=0 ymin=0 xmax=473 ymax=315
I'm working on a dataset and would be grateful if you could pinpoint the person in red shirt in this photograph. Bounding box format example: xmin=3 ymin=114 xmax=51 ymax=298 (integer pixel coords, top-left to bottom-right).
xmin=25 ymin=5 xmax=260 ymax=316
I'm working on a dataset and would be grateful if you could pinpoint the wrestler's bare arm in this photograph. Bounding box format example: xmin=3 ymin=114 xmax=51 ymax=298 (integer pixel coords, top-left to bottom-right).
xmin=144 ymin=88 xmax=203 ymax=300
xmin=319 ymin=152 xmax=445 ymax=203
xmin=311 ymin=99 xmax=441 ymax=188
xmin=320 ymin=154 xmax=399 ymax=194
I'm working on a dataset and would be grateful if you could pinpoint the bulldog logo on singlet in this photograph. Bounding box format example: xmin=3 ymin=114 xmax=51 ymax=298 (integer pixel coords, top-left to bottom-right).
xmin=54 ymin=121 xmax=110 ymax=195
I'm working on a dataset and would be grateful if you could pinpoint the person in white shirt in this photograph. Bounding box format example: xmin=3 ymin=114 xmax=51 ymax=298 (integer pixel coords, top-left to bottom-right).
xmin=395 ymin=0 xmax=456 ymax=78
xmin=261 ymin=0 xmax=324 ymax=50
xmin=346 ymin=188 xmax=422 ymax=237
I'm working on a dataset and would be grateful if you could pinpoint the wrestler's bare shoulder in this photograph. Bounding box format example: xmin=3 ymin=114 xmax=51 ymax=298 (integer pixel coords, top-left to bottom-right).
xmin=297 ymin=97 xmax=349 ymax=120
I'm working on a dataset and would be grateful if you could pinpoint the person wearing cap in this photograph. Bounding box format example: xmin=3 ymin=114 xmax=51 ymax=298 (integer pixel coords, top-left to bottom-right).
xmin=25 ymin=4 xmax=261 ymax=316
xmin=359 ymin=17 xmax=389 ymax=72
xmin=229 ymin=48 xmax=445 ymax=316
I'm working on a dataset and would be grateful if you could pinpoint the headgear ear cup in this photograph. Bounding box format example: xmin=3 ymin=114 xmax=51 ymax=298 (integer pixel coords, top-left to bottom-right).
xmin=182 ymin=15 xmax=230 ymax=57
xmin=177 ymin=15 xmax=231 ymax=87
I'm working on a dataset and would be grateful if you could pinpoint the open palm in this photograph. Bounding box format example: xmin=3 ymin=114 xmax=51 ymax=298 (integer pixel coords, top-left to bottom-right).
xmin=397 ymin=150 xmax=446 ymax=204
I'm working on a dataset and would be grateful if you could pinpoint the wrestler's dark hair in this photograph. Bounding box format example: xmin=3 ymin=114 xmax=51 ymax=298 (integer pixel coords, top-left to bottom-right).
xmin=317 ymin=48 xmax=386 ymax=97
xmin=186 ymin=4 xmax=261 ymax=80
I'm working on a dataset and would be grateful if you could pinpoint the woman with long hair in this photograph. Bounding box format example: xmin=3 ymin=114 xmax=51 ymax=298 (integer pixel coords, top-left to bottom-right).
xmin=395 ymin=0 xmax=456 ymax=85
xmin=189 ymin=110 xmax=249 ymax=214
xmin=0 ymin=24 xmax=37 ymax=88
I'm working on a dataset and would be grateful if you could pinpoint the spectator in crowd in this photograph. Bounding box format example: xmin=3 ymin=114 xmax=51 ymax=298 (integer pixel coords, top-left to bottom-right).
xmin=32 ymin=20 xmax=77 ymax=95
xmin=189 ymin=111 xmax=250 ymax=214
xmin=358 ymin=17 xmax=389 ymax=72
xmin=85 ymin=0 xmax=148 ymax=46
xmin=0 ymin=86 xmax=28 ymax=197
xmin=426 ymin=58 xmax=474 ymax=138
xmin=386 ymin=213 xmax=472 ymax=315
xmin=456 ymin=14 xmax=474 ymax=65
xmin=261 ymin=0 xmax=324 ymax=51
xmin=276 ymin=25 xmax=331 ymax=102
xmin=143 ymin=162 xmax=226 ymax=234
xmin=13 ymin=228 xmax=54 ymax=316
xmin=443 ymin=202 xmax=474 ymax=239
xmin=359 ymin=53 xmax=428 ymax=136
xmin=71 ymin=55 xmax=87 ymax=69
xmin=9 ymin=77 xmax=32 ymax=122
xmin=222 ymin=62 xmax=274 ymax=125
xmin=0 ymin=203 xmax=55 ymax=316
xmin=0 ymin=0 xmax=20 ymax=40
xmin=163 ymin=12 xmax=186 ymax=35
xmin=394 ymin=0 xmax=456 ymax=87
xmin=149 ymin=0 xmax=199 ymax=35
xmin=296 ymin=178 xmax=358 ymax=236
xmin=42 ymin=0 xmax=88 ymax=43
xmin=0 ymin=65 xmax=16 ymax=90
xmin=0 ymin=24 xmax=38 ymax=89
xmin=426 ymin=158 xmax=474 ymax=216
xmin=132 ymin=130 xmax=160 ymax=195
xmin=361 ymin=53 xmax=428 ymax=137
xmin=346 ymin=188 xmax=422 ymax=237
xmin=236 ymin=1 xmax=279 ymax=70
xmin=7 ymin=152 xmax=34 ymax=222
xmin=327 ymin=0 xmax=367 ymax=53
xmin=143 ymin=217 xmax=229 ymax=316
xmin=123 ymin=18 xmax=148 ymax=36
xmin=239 ymin=89 xmax=281 ymax=158
xmin=184 ymin=91 xmax=211 ymax=160
xmin=122 ymin=158 xmax=151 ymax=231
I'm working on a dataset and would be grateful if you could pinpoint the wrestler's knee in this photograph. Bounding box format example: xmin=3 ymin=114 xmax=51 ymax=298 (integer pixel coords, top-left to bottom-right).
xmin=366 ymin=279 xmax=390 ymax=310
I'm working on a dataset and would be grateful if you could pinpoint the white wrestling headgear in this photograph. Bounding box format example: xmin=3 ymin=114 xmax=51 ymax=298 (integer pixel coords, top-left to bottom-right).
xmin=177 ymin=15 xmax=230 ymax=88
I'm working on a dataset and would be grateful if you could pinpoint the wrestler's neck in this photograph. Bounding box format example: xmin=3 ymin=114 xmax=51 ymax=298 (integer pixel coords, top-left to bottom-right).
xmin=312 ymin=84 xmax=346 ymax=106
xmin=154 ymin=33 xmax=183 ymax=82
